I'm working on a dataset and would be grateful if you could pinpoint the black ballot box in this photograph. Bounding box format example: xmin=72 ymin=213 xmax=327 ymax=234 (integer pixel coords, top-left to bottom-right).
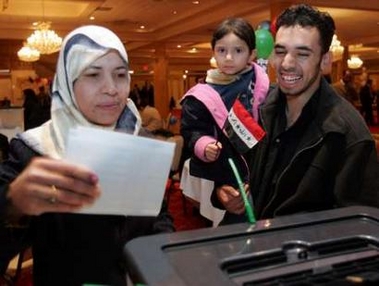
xmin=124 ymin=206 xmax=379 ymax=286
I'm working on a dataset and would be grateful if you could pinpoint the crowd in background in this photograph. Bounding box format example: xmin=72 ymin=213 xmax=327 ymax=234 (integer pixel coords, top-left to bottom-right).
xmin=22 ymin=85 xmax=51 ymax=130
xmin=332 ymin=69 xmax=379 ymax=126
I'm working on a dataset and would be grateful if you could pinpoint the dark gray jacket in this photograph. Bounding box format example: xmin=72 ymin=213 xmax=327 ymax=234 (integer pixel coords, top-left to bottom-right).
xmin=250 ymin=78 xmax=378 ymax=219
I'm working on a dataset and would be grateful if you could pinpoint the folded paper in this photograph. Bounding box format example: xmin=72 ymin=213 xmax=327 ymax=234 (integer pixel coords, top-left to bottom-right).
xmin=64 ymin=126 xmax=175 ymax=216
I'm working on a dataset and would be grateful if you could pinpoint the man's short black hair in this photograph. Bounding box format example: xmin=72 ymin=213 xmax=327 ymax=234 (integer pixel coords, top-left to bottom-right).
xmin=276 ymin=4 xmax=335 ymax=55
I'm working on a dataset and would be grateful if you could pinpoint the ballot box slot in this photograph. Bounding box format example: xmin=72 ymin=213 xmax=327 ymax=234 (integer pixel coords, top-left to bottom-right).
xmin=221 ymin=236 xmax=379 ymax=285
xmin=242 ymin=254 xmax=379 ymax=285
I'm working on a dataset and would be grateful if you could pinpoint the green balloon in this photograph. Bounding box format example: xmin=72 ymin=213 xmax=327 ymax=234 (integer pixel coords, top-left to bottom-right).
xmin=255 ymin=29 xmax=274 ymax=59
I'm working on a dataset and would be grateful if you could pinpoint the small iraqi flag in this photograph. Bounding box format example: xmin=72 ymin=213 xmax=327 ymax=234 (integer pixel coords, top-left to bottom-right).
xmin=224 ymin=99 xmax=265 ymax=153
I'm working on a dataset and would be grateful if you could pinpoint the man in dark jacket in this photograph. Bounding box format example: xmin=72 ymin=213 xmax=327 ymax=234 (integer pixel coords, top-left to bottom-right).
xmin=359 ymin=78 xmax=374 ymax=125
xmin=332 ymin=69 xmax=358 ymax=106
xmin=214 ymin=4 xmax=378 ymax=224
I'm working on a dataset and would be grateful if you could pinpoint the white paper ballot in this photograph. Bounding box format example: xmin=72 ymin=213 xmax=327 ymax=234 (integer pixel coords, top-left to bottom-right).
xmin=64 ymin=126 xmax=175 ymax=216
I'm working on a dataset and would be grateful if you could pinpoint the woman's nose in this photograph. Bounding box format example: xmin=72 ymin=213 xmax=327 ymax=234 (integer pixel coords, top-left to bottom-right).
xmin=102 ymin=77 xmax=117 ymax=95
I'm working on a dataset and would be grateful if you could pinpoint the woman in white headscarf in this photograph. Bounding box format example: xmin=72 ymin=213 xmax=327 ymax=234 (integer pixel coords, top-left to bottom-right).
xmin=0 ymin=25 xmax=174 ymax=285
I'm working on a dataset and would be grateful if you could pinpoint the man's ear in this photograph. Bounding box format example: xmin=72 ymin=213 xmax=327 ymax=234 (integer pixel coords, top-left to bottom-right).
xmin=321 ymin=51 xmax=332 ymax=74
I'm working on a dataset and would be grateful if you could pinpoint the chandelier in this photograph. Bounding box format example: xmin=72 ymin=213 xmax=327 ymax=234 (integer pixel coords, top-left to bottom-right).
xmin=329 ymin=34 xmax=344 ymax=61
xmin=26 ymin=21 xmax=62 ymax=55
xmin=210 ymin=57 xmax=217 ymax=68
xmin=17 ymin=46 xmax=40 ymax=62
xmin=347 ymin=55 xmax=363 ymax=69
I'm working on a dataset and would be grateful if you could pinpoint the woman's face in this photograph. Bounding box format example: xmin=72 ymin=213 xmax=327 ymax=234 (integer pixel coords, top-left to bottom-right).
xmin=73 ymin=50 xmax=130 ymax=126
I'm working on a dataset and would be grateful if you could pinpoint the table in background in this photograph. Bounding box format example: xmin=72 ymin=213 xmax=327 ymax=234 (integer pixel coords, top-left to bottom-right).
xmin=0 ymin=127 xmax=22 ymax=141
xmin=0 ymin=107 xmax=24 ymax=141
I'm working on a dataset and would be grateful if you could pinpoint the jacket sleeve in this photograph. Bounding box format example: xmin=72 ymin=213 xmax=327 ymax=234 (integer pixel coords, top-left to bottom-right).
xmin=0 ymin=139 xmax=35 ymax=274
xmin=180 ymin=96 xmax=218 ymax=159
xmin=335 ymin=140 xmax=379 ymax=207
xmin=0 ymin=193 xmax=31 ymax=275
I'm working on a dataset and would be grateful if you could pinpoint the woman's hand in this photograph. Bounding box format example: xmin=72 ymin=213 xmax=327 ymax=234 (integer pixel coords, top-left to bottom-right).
xmin=7 ymin=157 xmax=101 ymax=216
xmin=216 ymin=184 xmax=249 ymax=214
xmin=205 ymin=141 xmax=222 ymax=162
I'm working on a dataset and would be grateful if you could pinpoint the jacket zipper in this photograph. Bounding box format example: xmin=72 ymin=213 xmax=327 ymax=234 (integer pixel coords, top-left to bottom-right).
xmin=261 ymin=136 xmax=324 ymax=216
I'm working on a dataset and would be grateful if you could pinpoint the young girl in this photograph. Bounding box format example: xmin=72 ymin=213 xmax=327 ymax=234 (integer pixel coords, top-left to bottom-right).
xmin=180 ymin=18 xmax=270 ymax=225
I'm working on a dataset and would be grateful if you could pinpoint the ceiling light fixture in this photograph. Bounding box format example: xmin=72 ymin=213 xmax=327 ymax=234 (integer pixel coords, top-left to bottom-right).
xmin=26 ymin=21 xmax=62 ymax=55
xmin=329 ymin=34 xmax=344 ymax=62
xmin=17 ymin=46 xmax=40 ymax=62
xmin=210 ymin=57 xmax=217 ymax=68
xmin=24 ymin=0 xmax=62 ymax=55
xmin=347 ymin=55 xmax=363 ymax=69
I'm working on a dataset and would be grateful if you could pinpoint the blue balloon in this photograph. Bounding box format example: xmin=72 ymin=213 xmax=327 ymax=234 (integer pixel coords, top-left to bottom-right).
xmin=169 ymin=115 xmax=177 ymax=125
xmin=257 ymin=20 xmax=271 ymax=31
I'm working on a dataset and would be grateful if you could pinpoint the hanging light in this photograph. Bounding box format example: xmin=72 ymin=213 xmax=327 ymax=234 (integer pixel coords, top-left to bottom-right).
xmin=210 ymin=57 xmax=217 ymax=68
xmin=26 ymin=21 xmax=62 ymax=54
xmin=17 ymin=46 xmax=40 ymax=62
xmin=347 ymin=55 xmax=363 ymax=69
xmin=329 ymin=34 xmax=344 ymax=61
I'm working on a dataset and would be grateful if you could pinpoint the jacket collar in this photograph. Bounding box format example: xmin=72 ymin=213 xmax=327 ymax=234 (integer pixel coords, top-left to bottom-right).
xmin=260 ymin=77 xmax=346 ymax=136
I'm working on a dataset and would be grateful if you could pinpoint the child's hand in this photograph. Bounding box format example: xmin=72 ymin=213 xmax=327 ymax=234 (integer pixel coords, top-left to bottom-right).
xmin=205 ymin=141 xmax=222 ymax=162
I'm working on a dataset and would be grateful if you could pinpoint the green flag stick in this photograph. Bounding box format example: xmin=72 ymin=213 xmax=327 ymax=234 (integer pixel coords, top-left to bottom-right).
xmin=228 ymin=158 xmax=256 ymax=224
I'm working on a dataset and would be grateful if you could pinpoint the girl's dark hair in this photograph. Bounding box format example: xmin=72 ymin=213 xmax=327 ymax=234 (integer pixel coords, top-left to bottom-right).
xmin=211 ymin=18 xmax=256 ymax=52
xmin=276 ymin=4 xmax=335 ymax=55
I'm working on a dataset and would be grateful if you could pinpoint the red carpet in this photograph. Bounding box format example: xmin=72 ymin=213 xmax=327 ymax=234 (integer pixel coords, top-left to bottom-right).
xmin=370 ymin=125 xmax=379 ymax=135
xmin=166 ymin=180 xmax=211 ymax=231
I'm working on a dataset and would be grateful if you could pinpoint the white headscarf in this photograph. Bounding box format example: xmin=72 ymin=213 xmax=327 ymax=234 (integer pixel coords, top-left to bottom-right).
xmin=19 ymin=25 xmax=141 ymax=158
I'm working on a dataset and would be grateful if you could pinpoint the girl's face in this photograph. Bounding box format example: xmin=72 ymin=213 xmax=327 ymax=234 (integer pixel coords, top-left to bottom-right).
xmin=213 ymin=32 xmax=255 ymax=75
xmin=73 ymin=50 xmax=130 ymax=126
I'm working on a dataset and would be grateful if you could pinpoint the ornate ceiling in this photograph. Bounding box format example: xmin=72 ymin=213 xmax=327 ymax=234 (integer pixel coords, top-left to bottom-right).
xmin=0 ymin=0 xmax=378 ymax=74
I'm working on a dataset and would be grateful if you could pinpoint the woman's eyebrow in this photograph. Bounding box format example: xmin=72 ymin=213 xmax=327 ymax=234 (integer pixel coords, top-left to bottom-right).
xmin=84 ymin=65 xmax=101 ymax=70
xmin=84 ymin=65 xmax=127 ymax=70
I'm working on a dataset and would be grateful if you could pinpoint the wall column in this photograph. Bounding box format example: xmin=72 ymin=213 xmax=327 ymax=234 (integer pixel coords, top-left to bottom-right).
xmin=153 ymin=43 xmax=170 ymax=117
